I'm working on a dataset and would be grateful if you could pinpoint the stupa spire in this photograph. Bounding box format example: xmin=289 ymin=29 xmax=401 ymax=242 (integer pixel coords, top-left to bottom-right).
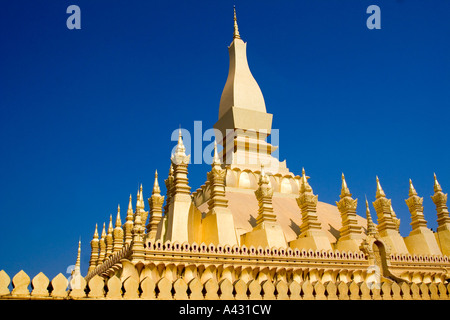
xmin=365 ymin=196 xmax=377 ymax=236
xmin=409 ymin=179 xmax=418 ymax=197
xmin=147 ymin=170 xmax=165 ymax=241
xmin=335 ymin=173 xmax=363 ymax=251
xmin=124 ymin=194 xmax=134 ymax=244
xmin=105 ymin=215 xmax=113 ymax=257
xmin=98 ymin=222 xmax=106 ymax=262
xmin=88 ymin=224 xmax=99 ymax=274
xmin=375 ymin=176 xmax=386 ymax=198
xmin=340 ymin=173 xmax=352 ymax=198
xmin=434 ymin=173 xmax=442 ymax=193
xmin=233 ymin=6 xmax=241 ymax=39
xmin=74 ymin=238 xmax=81 ymax=275
xmin=115 ymin=204 xmax=121 ymax=227
xmin=113 ymin=204 xmax=123 ymax=253
xmin=153 ymin=170 xmax=161 ymax=194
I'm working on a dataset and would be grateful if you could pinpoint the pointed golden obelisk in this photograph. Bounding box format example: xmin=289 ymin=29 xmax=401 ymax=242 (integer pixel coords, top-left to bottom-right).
xmin=131 ymin=206 xmax=145 ymax=262
xmin=372 ymin=176 xmax=408 ymax=254
xmin=98 ymin=222 xmax=107 ymax=262
xmin=88 ymin=224 xmax=99 ymax=274
xmin=123 ymin=194 xmax=134 ymax=245
xmin=233 ymin=6 xmax=240 ymax=40
xmin=164 ymin=129 xmax=201 ymax=243
xmin=69 ymin=239 xmax=86 ymax=297
xmin=147 ymin=170 xmax=165 ymax=243
xmin=241 ymin=164 xmax=287 ymax=248
xmin=213 ymin=6 xmax=289 ymax=175
xmin=113 ymin=205 xmax=124 ymax=253
xmin=335 ymin=173 xmax=364 ymax=252
xmin=365 ymin=197 xmax=377 ymax=237
xmin=431 ymin=173 xmax=450 ymax=255
xmin=105 ymin=215 xmax=114 ymax=258
xmin=404 ymin=179 xmax=441 ymax=255
xmin=137 ymin=184 xmax=149 ymax=229
xmin=289 ymin=168 xmax=332 ymax=251
xmin=202 ymin=140 xmax=239 ymax=246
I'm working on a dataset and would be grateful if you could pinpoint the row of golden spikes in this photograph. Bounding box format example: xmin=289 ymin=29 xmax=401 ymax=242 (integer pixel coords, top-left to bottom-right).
xmin=336 ymin=171 xmax=447 ymax=232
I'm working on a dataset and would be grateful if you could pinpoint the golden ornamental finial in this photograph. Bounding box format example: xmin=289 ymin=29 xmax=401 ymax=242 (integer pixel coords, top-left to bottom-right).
xmin=434 ymin=173 xmax=442 ymax=193
xmin=233 ymin=6 xmax=241 ymax=39
xmin=127 ymin=194 xmax=133 ymax=219
xmin=75 ymin=238 xmax=81 ymax=272
xmin=365 ymin=195 xmax=377 ymax=236
xmin=212 ymin=139 xmax=221 ymax=166
xmin=108 ymin=215 xmax=113 ymax=233
xmin=301 ymin=167 xmax=312 ymax=193
xmin=375 ymin=176 xmax=386 ymax=198
xmin=153 ymin=169 xmax=161 ymax=195
xmin=259 ymin=163 xmax=269 ymax=184
xmin=174 ymin=128 xmax=186 ymax=155
xmin=101 ymin=222 xmax=106 ymax=238
xmin=115 ymin=205 xmax=122 ymax=227
xmin=93 ymin=223 xmax=99 ymax=239
xmin=340 ymin=173 xmax=352 ymax=198
xmin=409 ymin=179 xmax=418 ymax=197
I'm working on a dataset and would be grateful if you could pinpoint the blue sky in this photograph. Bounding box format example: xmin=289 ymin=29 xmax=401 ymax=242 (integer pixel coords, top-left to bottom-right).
xmin=1 ymin=0 xmax=449 ymax=280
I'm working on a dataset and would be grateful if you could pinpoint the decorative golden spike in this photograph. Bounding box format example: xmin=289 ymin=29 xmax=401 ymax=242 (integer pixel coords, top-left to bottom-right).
xmin=175 ymin=128 xmax=186 ymax=154
xmin=147 ymin=170 xmax=165 ymax=240
xmin=365 ymin=196 xmax=377 ymax=236
xmin=301 ymin=167 xmax=312 ymax=193
xmin=115 ymin=205 xmax=121 ymax=227
xmin=101 ymin=222 xmax=106 ymax=239
xmin=375 ymin=176 xmax=386 ymax=198
xmin=340 ymin=173 xmax=352 ymax=198
xmin=153 ymin=170 xmax=161 ymax=194
xmin=88 ymin=224 xmax=99 ymax=273
xmin=212 ymin=139 xmax=221 ymax=166
xmin=233 ymin=6 xmax=241 ymax=39
xmin=139 ymin=184 xmax=144 ymax=209
xmin=105 ymin=215 xmax=114 ymax=257
xmin=75 ymin=238 xmax=81 ymax=274
xmin=107 ymin=215 xmax=113 ymax=234
xmin=409 ymin=179 xmax=418 ymax=197
xmin=434 ymin=173 xmax=442 ymax=193
xmin=93 ymin=223 xmax=99 ymax=240
xmin=127 ymin=194 xmax=133 ymax=219
xmin=123 ymin=194 xmax=134 ymax=245
xmin=98 ymin=222 xmax=106 ymax=262
xmin=135 ymin=188 xmax=141 ymax=211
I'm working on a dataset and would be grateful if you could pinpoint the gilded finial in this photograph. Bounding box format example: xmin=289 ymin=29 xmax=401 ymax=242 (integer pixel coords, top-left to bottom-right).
xmin=127 ymin=194 xmax=133 ymax=220
xmin=340 ymin=173 xmax=352 ymax=198
xmin=233 ymin=6 xmax=241 ymax=39
xmin=153 ymin=170 xmax=161 ymax=194
xmin=75 ymin=238 xmax=81 ymax=272
xmin=93 ymin=223 xmax=99 ymax=240
xmin=375 ymin=176 xmax=386 ymax=198
xmin=409 ymin=179 xmax=418 ymax=197
xmin=212 ymin=139 xmax=221 ymax=165
xmin=365 ymin=195 xmax=377 ymax=236
xmin=115 ymin=204 xmax=122 ymax=227
xmin=259 ymin=163 xmax=269 ymax=184
xmin=108 ymin=215 xmax=113 ymax=233
xmin=139 ymin=184 xmax=144 ymax=206
xmin=434 ymin=173 xmax=442 ymax=193
xmin=174 ymin=128 xmax=186 ymax=155
xmin=301 ymin=167 xmax=312 ymax=193
xmin=101 ymin=222 xmax=106 ymax=238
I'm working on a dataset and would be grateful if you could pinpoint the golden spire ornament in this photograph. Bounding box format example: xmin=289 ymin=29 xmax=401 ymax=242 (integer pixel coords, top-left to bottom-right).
xmin=233 ymin=6 xmax=241 ymax=39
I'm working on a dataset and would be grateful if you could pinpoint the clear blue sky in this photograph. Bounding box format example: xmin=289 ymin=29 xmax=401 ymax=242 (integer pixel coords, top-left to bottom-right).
xmin=1 ymin=0 xmax=449 ymax=280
